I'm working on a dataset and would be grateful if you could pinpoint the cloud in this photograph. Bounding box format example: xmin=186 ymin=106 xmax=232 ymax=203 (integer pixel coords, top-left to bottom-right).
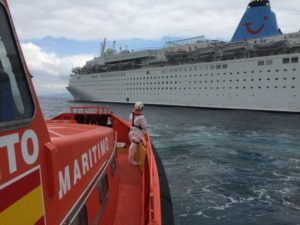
xmin=9 ymin=0 xmax=300 ymax=41
xmin=21 ymin=42 xmax=92 ymax=95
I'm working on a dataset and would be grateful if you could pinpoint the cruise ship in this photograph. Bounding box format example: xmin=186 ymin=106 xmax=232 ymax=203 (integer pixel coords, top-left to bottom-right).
xmin=67 ymin=0 xmax=300 ymax=112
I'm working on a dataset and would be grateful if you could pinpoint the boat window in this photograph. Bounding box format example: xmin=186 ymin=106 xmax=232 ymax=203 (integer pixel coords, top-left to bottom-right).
xmin=98 ymin=173 xmax=109 ymax=204
xmin=216 ymin=64 xmax=221 ymax=69
xmin=222 ymin=64 xmax=228 ymax=69
xmin=291 ymin=57 xmax=299 ymax=63
xmin=283 ymin=58 xmax=290 ymax=64
xmin=70 ymin=205 xmax=88 ymax=225
xmin=0 ymin=5 xmax=34 ymax=127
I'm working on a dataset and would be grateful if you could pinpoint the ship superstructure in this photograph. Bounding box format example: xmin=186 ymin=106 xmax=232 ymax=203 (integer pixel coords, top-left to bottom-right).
xmin=67 ymin=0 xmax=300 ymax=112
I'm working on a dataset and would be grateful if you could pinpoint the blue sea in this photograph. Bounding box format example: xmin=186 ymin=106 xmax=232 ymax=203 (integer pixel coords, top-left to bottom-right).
xmin=40 ymin=96 xmax=300 ymax=225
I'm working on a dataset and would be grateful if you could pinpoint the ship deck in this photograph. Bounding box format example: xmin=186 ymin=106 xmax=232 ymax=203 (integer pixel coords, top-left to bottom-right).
xmin=113 ymin=150 xmax=142 ymax=225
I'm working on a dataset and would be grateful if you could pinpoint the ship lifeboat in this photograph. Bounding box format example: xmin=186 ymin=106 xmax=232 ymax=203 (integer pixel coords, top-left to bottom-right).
xmin=253 ymin=39 xmax=288 ymax=51
xmin=165 ymin=49 xmax=188 ymax=62
xmin=0 ymin=1 xmax=173 ymax=224
xmin=221 ymin=41 xmax=250 ymax=56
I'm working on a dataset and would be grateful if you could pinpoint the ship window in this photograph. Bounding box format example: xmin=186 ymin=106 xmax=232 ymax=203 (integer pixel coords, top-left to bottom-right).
xmin=210 ymin=65 xmax=215 ymax=70
xmin=0 ymin=5 xmax=34 ymax=129
xmin=258 ymin=61 xmax=264 ymax=66
xmin=291 ymin=57 xmax=299 ymax=63
xmin=291 ymin=86 xmax=295 ymax=89
xmin=70 ymin=205 xmax=88 ymax=225
xmin=283 ymin=58 xmax=290 ymax=64
xmin=266 ymin=60 xmax=273 ymax=65
xmin=98 ymin=173 xmax=109 ymax=204
xmin=216 ymin=64 xmax=221 ymax=69
xmin=222 ymin=64 xmax=228 ymax=69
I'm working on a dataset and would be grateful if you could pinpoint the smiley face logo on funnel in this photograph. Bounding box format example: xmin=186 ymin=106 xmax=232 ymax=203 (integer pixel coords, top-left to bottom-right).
xmin=245 ymin=16 xmax=268 ymax=35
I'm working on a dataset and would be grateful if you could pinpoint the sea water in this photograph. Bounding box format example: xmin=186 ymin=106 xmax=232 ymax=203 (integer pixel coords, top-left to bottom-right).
xmin=40 ymin=96 xmax=300 ymax=225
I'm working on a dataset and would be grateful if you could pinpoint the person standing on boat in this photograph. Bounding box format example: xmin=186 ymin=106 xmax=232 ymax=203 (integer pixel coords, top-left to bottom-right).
xmin=128 ymin=102 xmax=147 ymax=165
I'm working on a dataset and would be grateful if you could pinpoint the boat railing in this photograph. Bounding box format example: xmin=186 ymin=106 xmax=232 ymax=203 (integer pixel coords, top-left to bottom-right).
xmin=70 ymin=105 xmax=111 ymax=114
xmin=143 ymin=133 xmax=161 ymax=225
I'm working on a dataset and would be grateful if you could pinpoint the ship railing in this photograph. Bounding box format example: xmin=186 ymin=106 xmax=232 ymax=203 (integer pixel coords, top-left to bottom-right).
xmin=70 ymin=105 xmax=111 ymax=114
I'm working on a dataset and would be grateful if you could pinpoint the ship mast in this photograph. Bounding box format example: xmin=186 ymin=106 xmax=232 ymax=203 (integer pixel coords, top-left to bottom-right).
xmin=101 ymin=37 xmax=106 ymax=56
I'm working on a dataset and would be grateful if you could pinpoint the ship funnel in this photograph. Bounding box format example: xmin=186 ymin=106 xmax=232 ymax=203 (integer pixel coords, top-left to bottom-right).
xmin=231 ymin=0 xmax=281 ymax=42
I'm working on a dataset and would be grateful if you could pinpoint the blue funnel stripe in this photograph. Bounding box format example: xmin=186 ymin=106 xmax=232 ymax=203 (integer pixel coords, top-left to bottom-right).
xmin=231 ymin=5 xmax=281 ymax=42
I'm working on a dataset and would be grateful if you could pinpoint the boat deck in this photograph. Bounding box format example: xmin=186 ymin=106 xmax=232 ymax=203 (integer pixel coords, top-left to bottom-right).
xmin=113 ymin=151 xmax=142 ymax=225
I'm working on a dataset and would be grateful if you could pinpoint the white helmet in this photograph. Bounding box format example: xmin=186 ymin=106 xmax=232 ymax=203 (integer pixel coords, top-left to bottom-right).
xmin=135 ymin=101 xmax=144 ymax=111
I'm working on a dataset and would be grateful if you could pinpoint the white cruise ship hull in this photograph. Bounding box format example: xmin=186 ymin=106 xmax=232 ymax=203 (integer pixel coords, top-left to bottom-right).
xmin=67 ymin=53 xmax=300 ymax=112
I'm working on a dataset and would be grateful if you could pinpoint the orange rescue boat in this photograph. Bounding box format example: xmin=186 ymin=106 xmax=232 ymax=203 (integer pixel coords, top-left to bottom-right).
xmin=0 ymin=1 xmax=174 ymax=225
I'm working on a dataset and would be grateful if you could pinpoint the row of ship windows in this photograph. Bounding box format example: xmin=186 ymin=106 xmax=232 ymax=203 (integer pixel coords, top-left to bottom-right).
xmin=91 ymin=85 xmax=296 ymax=91
xmin=124 ymin=77 xmax=296 ymax=86
xmin=92 ymin=93 xmax=297 ymax=98
xmin=160 ymin=57 xmax=299 ymax=73
xmin=80 ymin=76 xmax=296 ymax=88
xmin=257 ymin=57 xmax=299 ymax=66
xmin=161 ymin=64 xmax=229 ymax=74
xmin=78 ymin=68 xmax=297 ymax=83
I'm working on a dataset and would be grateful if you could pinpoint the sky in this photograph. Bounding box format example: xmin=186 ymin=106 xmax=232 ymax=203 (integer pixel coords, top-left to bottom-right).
xmin=6 ymin=0 xmax=300 ymax=95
